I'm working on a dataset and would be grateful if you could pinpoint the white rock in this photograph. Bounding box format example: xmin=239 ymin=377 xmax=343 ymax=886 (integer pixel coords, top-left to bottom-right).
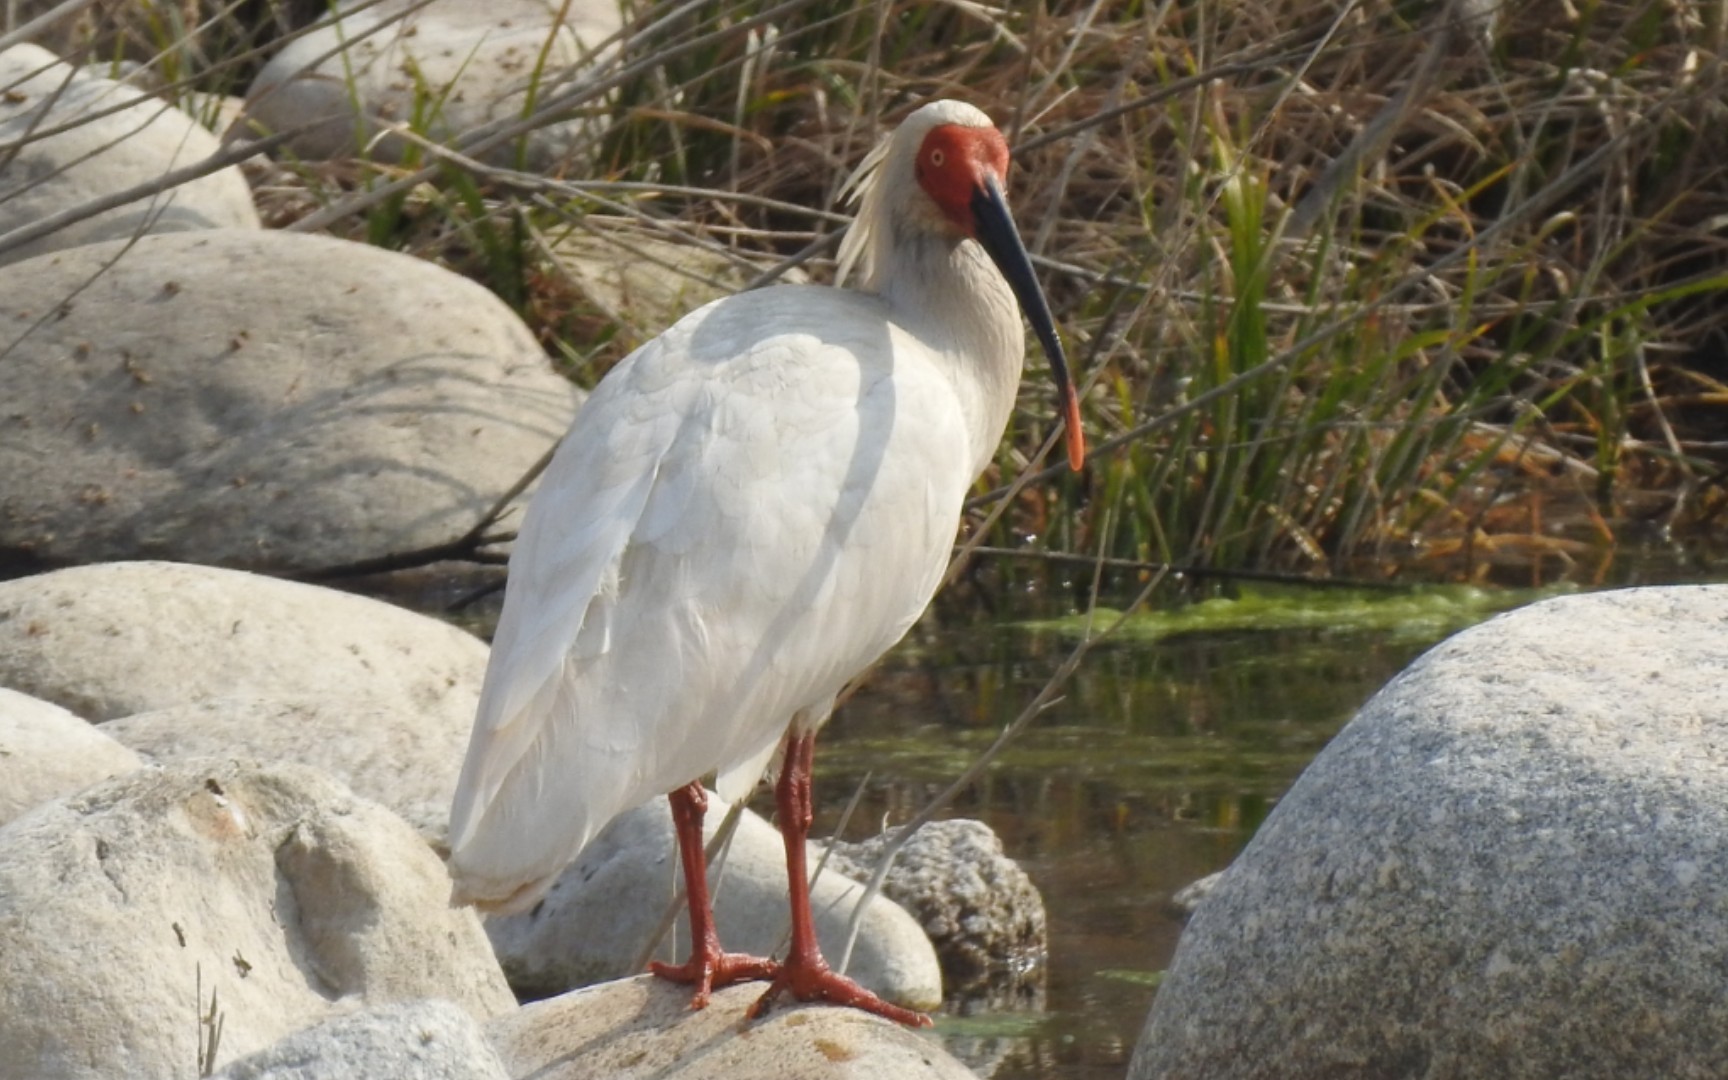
xmin=0 ymin=758 xmax=514 ymax=1080
xmin=0 ymin=43 xmax=259 ymax=266
xmin=0 ymin=229 xmax=579 ymax=571
xmin=105 ymin=695 xmax=469 ymax=847
xmin=0 ymin=562 xmax=488 ymax=731
xmin=214 ymin=999 xmax=511 ymax=1080
xmin=489 ymin=975 xmax=980 ymax=1080
xmin=0 ymin=686 xmax=140 ymax=825
xmin=1130 ymin=586 xmax=1728 ymax=1080
xmin=242 ymin=0 xmax=622 ymax=166
xmin=484 ymin=794 xmax=944 ymax=1010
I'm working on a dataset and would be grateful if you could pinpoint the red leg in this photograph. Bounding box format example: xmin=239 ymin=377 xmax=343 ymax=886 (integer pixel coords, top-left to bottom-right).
xmin=748 ymin=733 xmax=933 ymax=1028
xmin=648 ymin=781 xmax=779 ymax=1008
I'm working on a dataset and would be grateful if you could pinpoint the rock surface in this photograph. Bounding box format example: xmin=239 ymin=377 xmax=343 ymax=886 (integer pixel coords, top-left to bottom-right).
xmin=105 ymin=695 xmax=470 ymax=847
xmin=553 ymin=225 xmax=808 ymax=341
xmin=242 ymin=0 xmax=621 ymax=166
xmin=0 ymin=228 xmax=579 ymax=572
xmin=1130 ymin=586 xmax=1728 ymax=1080
xmin=488 ymin=975 xmax=980 ymax=1080
xmin=0 ymin=758 xmax=514 ymax=1080
xmin=0 ymin=44 xmax=259 ymax=266
xmin=0 ymin=561 xmax=488 ymax=731
xmin=1165 ymin=870 xmax=1224 ymax=920
xmin=484 ymin=794 xmax=944 ymax=1010
xmin=0 ymin=686 xmax=140 ymax=825
xmin=828 ymin=819 xmax=1046 ymax=997
xmin=213 ymin=999 xmax=511 ymax=1080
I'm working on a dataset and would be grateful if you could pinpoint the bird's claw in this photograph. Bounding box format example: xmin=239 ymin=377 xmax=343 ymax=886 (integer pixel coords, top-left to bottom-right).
xmin=746 ymin=955 xmax=933 ymax=1028
xmin=650 ymin=950 xmax=780 ymax=1009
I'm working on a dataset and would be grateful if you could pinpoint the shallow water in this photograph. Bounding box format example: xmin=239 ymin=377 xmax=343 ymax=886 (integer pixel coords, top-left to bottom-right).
xmin=801 ymin=585 xmax=1557 ymax=1079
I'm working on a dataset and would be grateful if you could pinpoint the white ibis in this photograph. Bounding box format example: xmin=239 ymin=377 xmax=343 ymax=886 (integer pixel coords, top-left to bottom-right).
xmin=446 ymin=99 xmax=1084 ymax=1026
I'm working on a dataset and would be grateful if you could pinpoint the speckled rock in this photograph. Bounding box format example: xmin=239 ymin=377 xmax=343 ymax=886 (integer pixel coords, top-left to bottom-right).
xmin=1166 ymin=870 xmax=1224 ymax=920
xmin=0 ymin=686 xmax=140 ymax=825
xmin=0 ymin=562 xmax=488 ymax=733
xmin=105 ymin=695 xmax=469 ymax=847
xmin=828 ymin=819 xmax=1046 ymax=996
xmin=483 ymin=793 xmax=944 ymax=1011
xmin=241 ymin=0 xmax=621 ymax=166
xmin=488 ymin=975 xmax=980 ymax=1080
xmin=0 ymin=228 xmax=578 ymax=572
xmin=213 ymin=999 xmax=511 ymax=1080
xmin=0 ymin=759 xmax=514 ymax=1080
xmin=0 ymin=44 xmax=259 ymax=266
xmin=1130 ymin=586 xmax=1728 ymax=1080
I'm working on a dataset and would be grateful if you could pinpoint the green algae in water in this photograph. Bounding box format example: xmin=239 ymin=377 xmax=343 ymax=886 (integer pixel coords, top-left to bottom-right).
xmin=933 ymin=1011 xmax=1053 ymax=1038
xmin=1024 ymin=583 xmax=1570 ymax=644
xmin=1096 ymin=969 xmax=1166 ymax=988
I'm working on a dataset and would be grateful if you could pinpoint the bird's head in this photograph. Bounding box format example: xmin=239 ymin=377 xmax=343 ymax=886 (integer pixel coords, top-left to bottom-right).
xmin=839 ymin=101 xmax=1084 ymax=471
xmin=910 ymin=117 xmax=1012 ymax=240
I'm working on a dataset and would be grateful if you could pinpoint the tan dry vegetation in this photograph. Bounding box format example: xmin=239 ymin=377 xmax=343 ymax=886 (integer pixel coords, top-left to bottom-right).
xmin=14 ymin=0 xmax=1728 ymax=590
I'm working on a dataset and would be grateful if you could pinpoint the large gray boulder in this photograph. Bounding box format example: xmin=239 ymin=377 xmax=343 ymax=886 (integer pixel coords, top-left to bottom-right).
xmin=0 ymin=561 xmax=488 ymax=731
xmin=241 ymin=0 xmax=622 ymax=167
xmin=484 ymin=793 xmax=944 ymax=1011
xmin=488 ymin=974 xmax=979 ymax=1080
xmin=0 ymin=228 xmax=579 ymax=572
xmin=1130 ymin=586 xmax=1728 ymax=1080
xmin=213 ymin=999 xmax=511 ymax=1080
xmin=0 ymin=686 xmax=140 ymax=825
xmin=0 ymin=43 xmax=259 ymax=266
xmin=0 ymin=758 xmax=514 ymax=1080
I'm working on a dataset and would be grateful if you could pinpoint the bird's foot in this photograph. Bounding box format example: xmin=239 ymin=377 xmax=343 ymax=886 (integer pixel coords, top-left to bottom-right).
xmin=747 ymin=953 xmax=932 ymax=1028
xmin=650 ymin=948 xmax=780 ymax=1010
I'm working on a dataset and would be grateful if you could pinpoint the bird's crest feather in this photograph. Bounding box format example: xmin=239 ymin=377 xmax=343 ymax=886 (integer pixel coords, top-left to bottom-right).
xmin=835 ymin=134 xmax=891 ymax=289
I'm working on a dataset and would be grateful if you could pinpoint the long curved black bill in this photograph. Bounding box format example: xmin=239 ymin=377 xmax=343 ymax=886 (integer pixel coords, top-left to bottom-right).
xmin=971 ymin=173 xmax=1085 ymax=471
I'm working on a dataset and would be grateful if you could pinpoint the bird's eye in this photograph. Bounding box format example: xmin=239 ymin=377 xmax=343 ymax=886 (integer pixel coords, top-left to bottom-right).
xmin=929 ymin=149 xmax=945 ymax=168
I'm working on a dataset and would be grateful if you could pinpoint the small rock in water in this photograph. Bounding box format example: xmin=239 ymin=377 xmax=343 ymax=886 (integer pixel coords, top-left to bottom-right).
xmin=1166 ymin=869 xmax=1225 ymax=920
xmin=0 ymin=43 xmax=259 ymax=266
xmin=827 ymin=819 xmax=1047 ymax=1005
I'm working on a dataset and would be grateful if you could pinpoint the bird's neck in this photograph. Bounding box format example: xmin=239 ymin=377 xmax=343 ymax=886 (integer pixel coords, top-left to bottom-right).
xmin=872 ymin=231 xmax=1025 ymax=479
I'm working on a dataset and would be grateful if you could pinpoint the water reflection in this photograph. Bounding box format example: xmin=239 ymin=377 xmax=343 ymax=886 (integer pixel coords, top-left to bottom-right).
xmin=805 ymin=607 xmax=1442 ymax=1080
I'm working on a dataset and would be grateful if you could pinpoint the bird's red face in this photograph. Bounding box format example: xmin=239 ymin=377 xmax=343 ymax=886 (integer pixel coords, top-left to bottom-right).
xmin=910 ymin=118 xmax=1085 ymax=472
xmin=914 ymin=123 xmax=1012 ymax=236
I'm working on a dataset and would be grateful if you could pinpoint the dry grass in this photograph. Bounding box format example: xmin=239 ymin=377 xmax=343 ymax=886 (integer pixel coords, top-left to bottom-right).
xmin=12 ymin=0 xmax=1728 ymax=591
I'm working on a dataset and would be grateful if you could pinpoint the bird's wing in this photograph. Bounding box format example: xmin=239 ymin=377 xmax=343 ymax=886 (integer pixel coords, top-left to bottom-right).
xmin=447 ymin=288 xmax=972 ymax=910
xmin=444 ymin=331 xmax=689 ymax=861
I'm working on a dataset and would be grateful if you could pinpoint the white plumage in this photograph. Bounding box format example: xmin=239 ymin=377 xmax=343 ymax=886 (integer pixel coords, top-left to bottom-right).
xmin=446 ymin=99 xmax=1081 ymax=1022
